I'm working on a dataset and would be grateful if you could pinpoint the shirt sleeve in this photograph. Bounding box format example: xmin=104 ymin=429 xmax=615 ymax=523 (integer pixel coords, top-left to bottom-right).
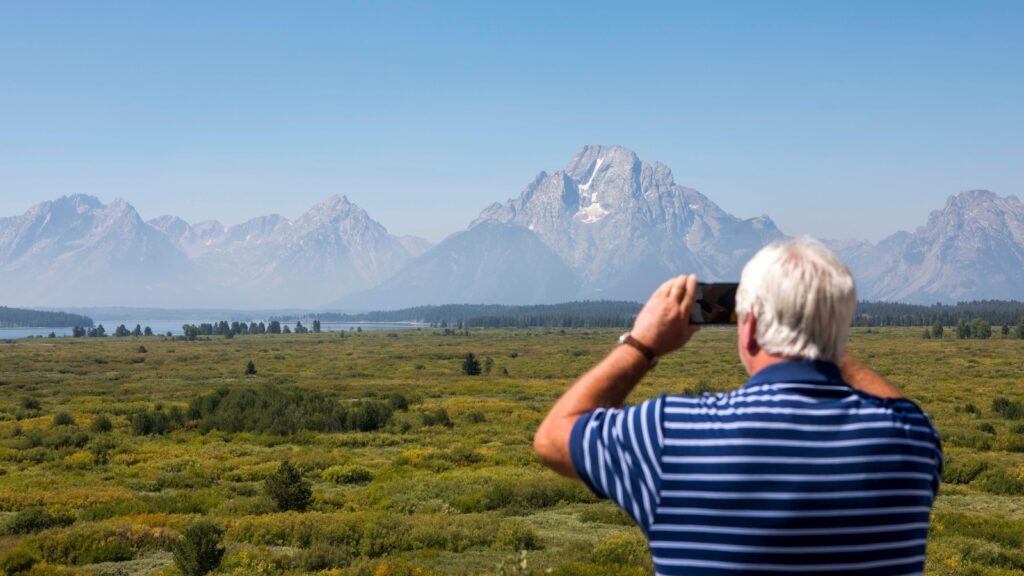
xmin=568 ymin=395 xmax=665 ymax=531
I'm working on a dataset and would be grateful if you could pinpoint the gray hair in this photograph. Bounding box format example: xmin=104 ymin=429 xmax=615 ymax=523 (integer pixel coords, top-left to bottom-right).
xmin=735 ymin=238 xmax=856 ymax=363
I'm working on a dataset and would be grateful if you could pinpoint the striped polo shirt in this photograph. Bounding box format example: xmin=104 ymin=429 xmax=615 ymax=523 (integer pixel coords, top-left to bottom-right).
xmin=569 ymin=359 xmax=943 ymax=576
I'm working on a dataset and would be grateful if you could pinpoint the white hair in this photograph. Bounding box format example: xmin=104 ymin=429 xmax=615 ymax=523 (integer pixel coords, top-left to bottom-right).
xmin=735 ymin=238 xmax=856 ymax=363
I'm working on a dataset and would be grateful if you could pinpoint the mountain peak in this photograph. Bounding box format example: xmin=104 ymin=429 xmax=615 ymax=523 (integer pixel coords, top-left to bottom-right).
xmin=319 ymin=194 xmax=351 ymax=209
xmin=42 ymin=194 xmax=104 ymax=215
xmin=947 ymin=189 xmax=999 ymax=206
xmin=565 ymin=145 xmax=640 ymax=183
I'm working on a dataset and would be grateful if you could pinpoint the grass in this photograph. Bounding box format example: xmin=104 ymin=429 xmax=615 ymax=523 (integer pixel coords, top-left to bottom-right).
xmin=0 ymin=327 xmax=1021 ymax=574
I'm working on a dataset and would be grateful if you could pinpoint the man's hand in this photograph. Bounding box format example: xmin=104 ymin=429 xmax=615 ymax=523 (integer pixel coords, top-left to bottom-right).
xmin=631 ymin=274 xmax=701 ymax=357
xmin=534 ymin=274 xmax=701 ymax=479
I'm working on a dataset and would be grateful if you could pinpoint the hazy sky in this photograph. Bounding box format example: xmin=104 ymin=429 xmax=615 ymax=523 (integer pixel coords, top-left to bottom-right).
xmin=2 ymin=1 xmax=1022 ymax=242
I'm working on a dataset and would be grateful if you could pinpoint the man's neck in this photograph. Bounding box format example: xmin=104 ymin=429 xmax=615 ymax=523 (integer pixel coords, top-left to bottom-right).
xmin=746 ymin=352 xmax=800 ymax=378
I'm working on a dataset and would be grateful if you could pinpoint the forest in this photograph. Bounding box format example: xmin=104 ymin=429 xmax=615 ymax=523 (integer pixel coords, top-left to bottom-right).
xmin=0 ymin=307 xmax=94 ymax=329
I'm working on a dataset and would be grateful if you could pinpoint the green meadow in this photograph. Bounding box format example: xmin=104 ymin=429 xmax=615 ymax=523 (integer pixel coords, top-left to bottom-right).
xmin=0 ymin=328 xmax=1022 ymax=575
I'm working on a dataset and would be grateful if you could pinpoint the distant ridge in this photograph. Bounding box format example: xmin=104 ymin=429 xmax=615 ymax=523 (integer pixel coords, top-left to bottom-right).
xmin=0 ymin=306 xmax=93 ymax=328
xmin=280 ymin=300 xmax=643 ymax=328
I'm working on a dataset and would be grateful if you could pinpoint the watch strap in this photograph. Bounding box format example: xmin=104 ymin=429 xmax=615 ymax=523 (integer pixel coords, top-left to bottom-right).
xmin=619 ymin=333 xmax=658 ymax=367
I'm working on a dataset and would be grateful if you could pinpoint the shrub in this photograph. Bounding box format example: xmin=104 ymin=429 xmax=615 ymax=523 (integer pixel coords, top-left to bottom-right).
xmin=465 ymin=411 xmax=486 ymax=424
xmin=130 ymin=406 xmax=185 ymax=436
xmin=322 ymin=465 xmax=373 ymax=485
xmin=452 ymin=473 xmax=593 ymax=513
xmin=0 ymin=548 xmax=37 ymax=575
xmin=549 ymin=563 xmax=648 ymax=576
xmin=89 ymin=414 xmax=113 ymax=433
xmin=992 ymin=397 xmax=1024 ymax=420
xmin=299 ymin=542 xmax=353 ymax=571
xmin=189 ymin=386 xmax=392 ymax=435
xmin=266 ymin=461 xmax=312 ymax=511
xmin=51 ymin=412 xmax=75 ymax=427
xmin=32 ymin=523 xmax=167 ymax=565
xmin=970 ymin=318 xmax=992 ymax=339
xmin=245 ymin=360 xmax=257 ymax=375
xmin=173 ymin=521 xmax=225 ymax=576
xmin=976 ymin=467 xmax=1024 ymax=495
xmin=230 ymin=511 xmax=498 ymax=555
xmin=592 ymin=534 xmax=653 ymax=570
xmin=386 ymin=393 xmax=409 ymax=411
xmin=994 ymin=434 xmax=1024 ymax=453
xmin=421 ymin=408 xmax=452 ymax=427
xmin=942 ymin=455 xmax=988 ymax=484
xmin=2 ymin=507 xmax=68 ymax=535
xmin=579 ymin=505 xmax=634 ymax=526
xmin=20 ymin=397 xmax=41 ymax=411
xmin=494 ymin=521 xmax=541 ymax=551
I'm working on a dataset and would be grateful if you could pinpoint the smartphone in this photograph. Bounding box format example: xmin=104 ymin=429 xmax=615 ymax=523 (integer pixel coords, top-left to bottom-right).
xmin=690 ymin=283 xmax=739 ymax=325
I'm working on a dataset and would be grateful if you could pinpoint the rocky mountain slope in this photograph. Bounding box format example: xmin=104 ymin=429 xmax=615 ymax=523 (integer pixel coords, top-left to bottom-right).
xmin=832 ymin=190 xmax=1024 ymax=302
xmin=0 ymin=194 xmax=430 ymax=308
xmin=0 ymin=195 xmax=190 ymax=306
xmin=339 ymin=145 xmax=785 ymax=307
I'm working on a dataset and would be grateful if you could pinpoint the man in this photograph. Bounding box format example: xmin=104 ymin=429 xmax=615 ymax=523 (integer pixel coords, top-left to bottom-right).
xmin=534 ymin=238 xmax=942 ymax=576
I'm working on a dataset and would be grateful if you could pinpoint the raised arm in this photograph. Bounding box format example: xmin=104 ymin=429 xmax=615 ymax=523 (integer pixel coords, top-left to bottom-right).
xmin=840 ymin=356 xmax=904 ymax=399
xmin=533 ymin=274 xmax=700 ymax=478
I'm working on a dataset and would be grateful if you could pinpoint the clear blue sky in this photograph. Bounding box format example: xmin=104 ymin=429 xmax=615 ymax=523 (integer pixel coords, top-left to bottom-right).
xmin=2 ymin=1 xmax=1022 ymax=242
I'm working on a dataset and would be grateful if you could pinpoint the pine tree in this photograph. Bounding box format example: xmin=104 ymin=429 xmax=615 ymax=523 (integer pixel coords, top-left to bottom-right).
xmin=144 ymin=326 xmax=153 ymax=336
xmin=246 ymin=361 xmax=257 ymax=376
xmin=173 ymin=521 xmax=225 ymax=576
xmin=956 ymin=319 xmax=970 ymax=339
xmin=931 ymin=320 xmax=944 ymax=339
xmin=462 ymin=353 xmax=482 ymax=376
xmin=265 ymin=461 xmax=312 ymax=511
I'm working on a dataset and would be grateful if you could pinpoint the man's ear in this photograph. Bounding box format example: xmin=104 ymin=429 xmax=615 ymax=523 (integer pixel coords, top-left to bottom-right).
xmin=740 ymin=312 xmax=760 ymax=357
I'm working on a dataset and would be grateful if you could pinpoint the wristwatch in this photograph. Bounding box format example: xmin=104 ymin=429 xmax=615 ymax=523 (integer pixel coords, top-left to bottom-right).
xmin=618 ymin=332 xmax=658 ymax=368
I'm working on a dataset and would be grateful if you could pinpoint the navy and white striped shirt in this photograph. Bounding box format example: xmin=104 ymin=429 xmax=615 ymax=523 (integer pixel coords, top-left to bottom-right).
xmin=569 ymin=359 xmax=942 ymax=576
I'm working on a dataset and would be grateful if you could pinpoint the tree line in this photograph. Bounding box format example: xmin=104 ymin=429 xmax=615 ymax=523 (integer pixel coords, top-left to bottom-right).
xmin=853 ymin=300 xmax=1024 ymax=327
xmin=66 ymin=320 xmax=323 ymax=340
xmin=280 ymin=301 xmax=644 ymax=329
xmin=922 ymin=317 xmax=1024 ymax=340
xmin=278 ymin=299 xmax=1024 ymax=330
xmin=0 ymin=306 xmax=93 ymax=328
xmin=179 ymin=319 xmax=321 ymax=340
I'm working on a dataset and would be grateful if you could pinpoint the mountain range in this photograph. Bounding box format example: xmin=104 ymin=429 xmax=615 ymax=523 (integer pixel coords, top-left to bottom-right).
xmin=2 ymin=145 xmax=1022 ymax=309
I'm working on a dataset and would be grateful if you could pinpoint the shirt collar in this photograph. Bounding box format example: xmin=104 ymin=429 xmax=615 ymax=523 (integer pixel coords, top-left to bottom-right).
xmin=744 ymin=358 xmax=846 ymax=388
